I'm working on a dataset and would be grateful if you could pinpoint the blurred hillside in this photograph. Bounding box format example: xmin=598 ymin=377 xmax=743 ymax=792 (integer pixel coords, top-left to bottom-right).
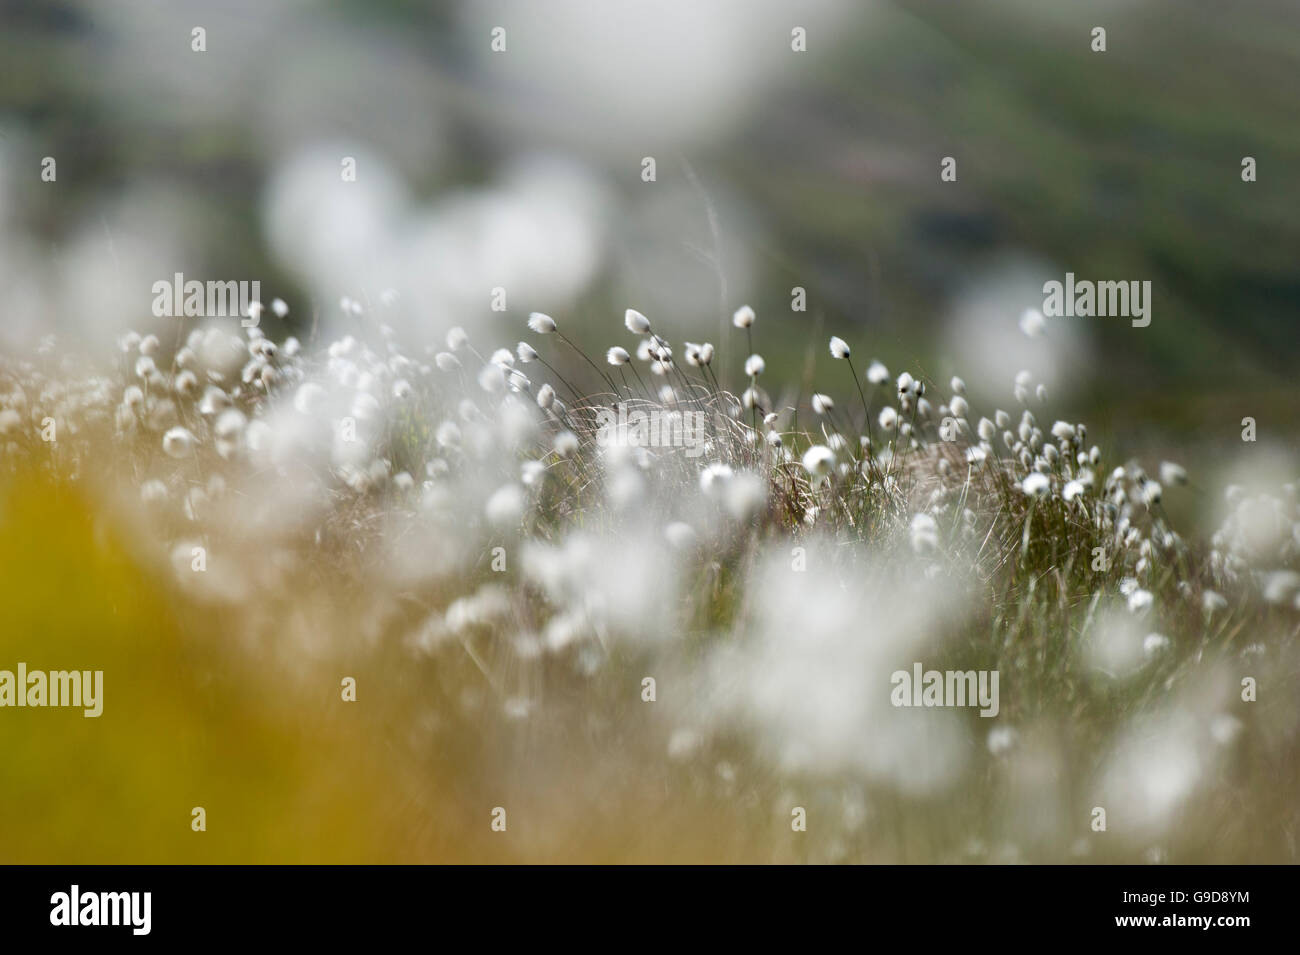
xmin=1 ymin=0 xmax=1297 ymax=433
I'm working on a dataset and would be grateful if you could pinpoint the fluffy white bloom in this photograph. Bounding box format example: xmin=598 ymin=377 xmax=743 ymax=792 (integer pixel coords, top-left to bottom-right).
xmin=435 ymin=421 xmax=461 ymax=448
xmin=877 ymin=406 xmax=898 ymax=432
xmin=1050 ymin=421 xmax=1075 ymax=443
xmin=829 ymin=336 xmax=850 ymax=359
xmin=1142 ymin=481 xmax=1163 ymax=506
xmin=1127 ymin=588 xmax=1154 ymax=615
xmin=866 ymin=360 xmax=890 ymax=385
xmin=435 ymin=352 xmax=460 ymax=371
xmin=485 ymin=484 xmax=526 ymax=527
xmin=1063 ymin=480 xmax=1085 ymax=501
xmin=1201 ymin=590 xmax=1227 ymax=614
xmin=607 ymin=346 xmax=631 ymax=366
xmin=664 ymin=521 xmax=696 ymax=548
xmin=950 ymin=395 xmax=969 ymax=419
xmin=271 ymin=297 xmax=289 ymax=318
xmin=977 ymin=417 xmax=996 ymax=441
xmin=744 ymin=354 xmax=765 ymax=377
xmin=517 ymin=342 xmax=539 ymax=363
xmin=553 ymin=431 xmax=579 ymax=457
xmin=1160 ymin=461 xmax=1188 ymax=486
xmin=213 ymin=408 xmax=246 ymax=459
xmin=625 ymin=309 xmax=651 ymax=335
xmin=293 ymin=382 xmax=326 ymax=416
xmin=446 ymin=327 xmax=469 ymax=351
xmin=162 ymin=426 xmax=197 ymax=459
xmin=987 ymin=726 xmax=1019 ymax=756
xmin=1261 ymin=571 xmax=1300 ymax=605
xmin=1143 ymin=633 xmax=1171 ymax=657
xmin=801 ymin=445 xmax=836 ymax=484
xmin=536 ymin=383 xmax=555 ymax=410
xmin=909 ymin=513 xmax=939 ymax=553
xmin=732 ymin=305 xmax=755 ymax=329
xmin=1019 ymin=308 xmax=1046 ymax=337
xmin=1021 ymin=472 xmax=1050 ymax=498
xmin=527 ymin=312 xmax=557 ymax=334
xmin=811 ymin=393 xmax=833 ymax=415
xmin=699 ymin=463 xmax=733 ymax=494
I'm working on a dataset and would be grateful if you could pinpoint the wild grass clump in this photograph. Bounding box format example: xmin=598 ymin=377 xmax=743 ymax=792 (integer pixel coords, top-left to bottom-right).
xmin=1 ymin=299 xmax=1296 ymax=862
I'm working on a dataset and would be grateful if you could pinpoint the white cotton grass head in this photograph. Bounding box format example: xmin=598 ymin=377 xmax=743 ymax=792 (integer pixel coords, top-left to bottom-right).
xmin=478 ymin=363 xmax=507 ymax=393
xmin=1050 ymin=421 xmax=1076 ymax=443
xmin=213 ymin=408 xmax=246 ymax=459
xmin=536 ymin=383 xmax=555 ymax=410
xmin=516 ymin=342 xmax=539 ymax=364
xmin=607 ymin=346 xmax=631 ymax=366
xmin=1019 ymin=308 xmax=1046 ymax=338
xmin=732 ymin=305 xmax=755 ymax=329
xmin=877 ymin=406 xmax=898 ymax=432
xmin=909 ymin=512 xmax=939 ymax=553
xmin=1142 ymin=481 xmax=1162 ymax=507
xmin=485 ymin=484 xmax=526 ymax=528
xmin=162 ymin=425 xmax=197 ymax=459
xmin=446 ymin=327 xmax=469 ymax=351
xmin=1143 ymin=633 xmax=1171 ymax=658
xmin=435 ymin=352 xmax=460 ymax=371
xmin=1021 ymin=472 xmax=1050 ymax=498
xmin=699 ymin=463 xmax=733 ymax=495
xmin=801 ymin=445 xmax=835 ymax=485
xmin=829 ymin=336 xmax=850 ymax=359
xmin=811 ymin=393 xmax=834 ymax=415
xmin=866 ymin=360 xmax=890 ymax=386
xmin=624 ymin=309 xmax=651 ymax=335
xmin=744 ymin=354 xmax=765 ymax=377
xmin=527 ymin=312 xmax=557 ymax=334
xmin=1201 ymin=590 xmax=1227 ymax=615
xmin=553 ymin=430 xmax=579 ymax=457
xmin=1160 ymin=461 xmax=1188 ymax=486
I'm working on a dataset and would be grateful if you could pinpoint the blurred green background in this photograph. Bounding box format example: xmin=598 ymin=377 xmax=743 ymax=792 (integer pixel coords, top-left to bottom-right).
xmin=2 ymin=0 xmax=1295 ymax=410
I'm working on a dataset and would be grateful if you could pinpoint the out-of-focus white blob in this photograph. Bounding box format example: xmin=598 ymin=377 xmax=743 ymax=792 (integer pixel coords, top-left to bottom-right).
xmin=941 ymin=257 xmax=1090 ymax=400
xmin=457 ymin=0 xmax=857 ymax=151
xmin=264 ymin=149 xmax=609 ymax=342
xmin=1096 ymin=710 xmax=1205 ymax=840
xmin=1084 ymin=606 xmax=1147 ymax=680
xmin=697 ymin=548 xmax=970 ymax=792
